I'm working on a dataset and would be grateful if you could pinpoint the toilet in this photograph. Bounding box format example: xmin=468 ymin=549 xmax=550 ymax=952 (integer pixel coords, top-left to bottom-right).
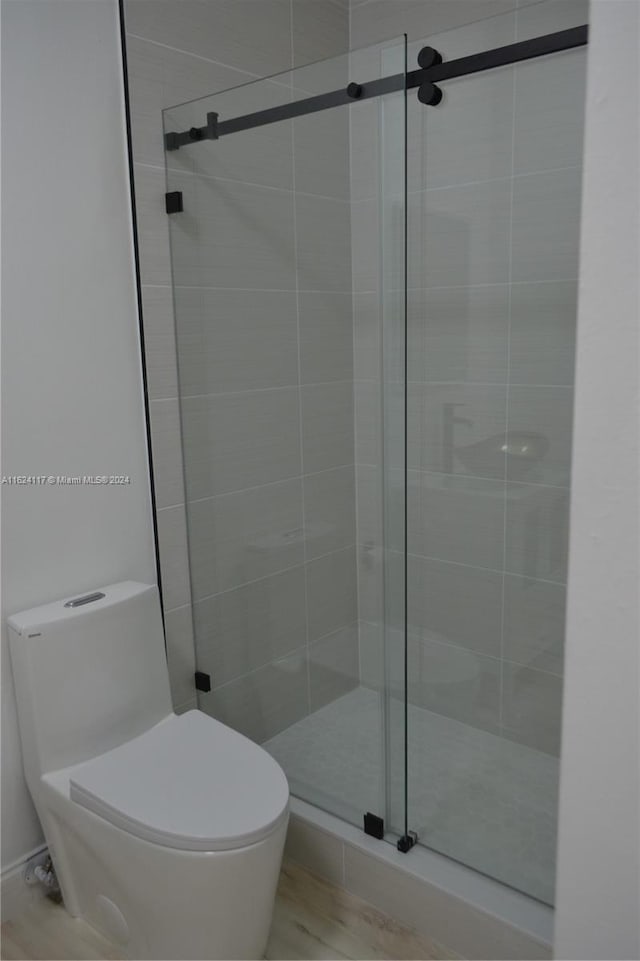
xmin=8 ymin=581 xmax=289 ymax=960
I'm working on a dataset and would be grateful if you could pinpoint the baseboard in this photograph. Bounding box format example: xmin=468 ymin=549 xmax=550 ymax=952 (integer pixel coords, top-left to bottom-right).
xmin=0 ymin=846 xmax=48 ymax=923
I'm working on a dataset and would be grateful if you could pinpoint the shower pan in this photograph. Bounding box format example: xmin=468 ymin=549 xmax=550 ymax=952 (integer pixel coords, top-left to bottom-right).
xmin=160 ymin=6 xmax=587 ymax=909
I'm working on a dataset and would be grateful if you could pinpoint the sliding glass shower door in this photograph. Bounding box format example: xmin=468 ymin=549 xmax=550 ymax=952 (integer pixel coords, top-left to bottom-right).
xmin=160 ymin=4 xmax=587 ymax=907
xmin=404 ymin=5 xmax=586 ymax=904
xmin=163 ymin=40 xmax=409 ymax=839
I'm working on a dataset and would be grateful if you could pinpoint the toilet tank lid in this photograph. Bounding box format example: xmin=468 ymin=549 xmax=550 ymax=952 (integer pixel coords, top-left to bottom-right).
xmin=8 ymin=582 xmax=156 ymax=634
xmin=67 ymin=710 xmax=289 ymax=852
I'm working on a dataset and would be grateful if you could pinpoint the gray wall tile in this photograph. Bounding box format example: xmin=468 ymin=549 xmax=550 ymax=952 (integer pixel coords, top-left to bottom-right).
xmin=124 ymin=0 xmax=293 ymax=75
xmin=354 ymin=380 xmax=382 ymax=467
xmin=503 ymin=574 xmax=565 ymax=676
xmin=505 ymin=482 xmax=569 ymax=582
xmin=188 ymin=478 xmax=304 ymax=597
xmin=507 ymin=385 xmax=574 ymax=486
xmin=299 ymin=291 xmax=354 ymax=385
xmin=353 ymin=292 xmax=381 ymax=381
xmin=359 ymin=620 xmax=384 ymax=691
xmin=511 ymin=168 xmax=583 ymax=283
xmin=156 ymin=504 xmax=191 ymax=610
xmin=149 ymin=398 xmax=186 ymax=508
xmin=515 ymin=0 xmax=589 ymax=40
xmin=406 ymin=9 xmax=515 ymax=191
xmin=513 ymin=48 xmax=587 ymax=175
xmin=181 ymin=387 xmax=301 ymax=499
xmin=125 ymin=34 xmax=252 ymax=169
xmin=135 ymin=163 xmax=172 ymax=285
xmin=502 ymin=662 xmax=563 ymax=755
xmin=349 ymin=0 xmax=515 ymax=47
xmin=351 ymin=199 xmax=380 ymax=293
xmin=164 ymin=604 xmax=197 ymax=708
xmin=509 ymin=281 xmax=577 ymax=386
xmin=141 ymin=285 xmax=179 ymax=400
xmin=412 ymin=636 xmax=501 ymax=734
xmin=295 ymin=194 xmax=352 ymax=292
xmin=409 ymin=178 xmax=511 ymax=288
xmin=204 ymin=650 xmax=309 ymax=743
xmin=408 ymin=285 xmax=510 ymax=385
xmin=408 ymin=381 xmax=508 ymax=478
xmin=184 ymin=84 xmax=295 ymax=190
xmin=175 ymin=287 xmax=299 ymax=395
xmin=304 ymin=466 xmax=357 ymax=559
xmin=408 ymin=471 xmax=505 ymax=570
xmin=306 ymin=546 xmax=358 ymax=641
xmin=355 ymin=463 xmax=383 ymax=546
xmin=409 ymin=555 xmax=503 ymax=657
xmin=309 ymin=623 xmax=360 ymax=710
xmin=292 ymin=0 xmax=349 ymax=66
xmin=183 ymin=176 xmax=297 ymax=290
xmin=294 ymin=108 xmax=350 ymax=200
xmin=301 ymin=382 xmax=355 ymax=473
xmin=194 ymin=566 xmax=307 ymax=687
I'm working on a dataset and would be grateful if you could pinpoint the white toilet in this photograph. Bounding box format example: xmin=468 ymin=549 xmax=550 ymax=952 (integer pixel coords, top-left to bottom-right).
xmin=8 ymin=581 xmax=290 ymax=960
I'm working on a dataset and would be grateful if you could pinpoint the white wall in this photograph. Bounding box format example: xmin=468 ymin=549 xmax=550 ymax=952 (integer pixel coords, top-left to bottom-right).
xmin=1 ymin=0 xmax=157 ymax=873
xmin=554 ymin=2 xmax=640 ymax=958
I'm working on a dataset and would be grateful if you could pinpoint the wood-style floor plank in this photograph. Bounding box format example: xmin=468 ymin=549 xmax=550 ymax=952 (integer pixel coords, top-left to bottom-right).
xmin=1 ymin=861 xmax=456 ymax=961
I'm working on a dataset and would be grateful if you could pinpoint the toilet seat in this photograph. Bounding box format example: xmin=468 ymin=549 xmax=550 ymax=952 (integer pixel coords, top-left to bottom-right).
xmin=68 ymin=710 xmax=289 ymax=852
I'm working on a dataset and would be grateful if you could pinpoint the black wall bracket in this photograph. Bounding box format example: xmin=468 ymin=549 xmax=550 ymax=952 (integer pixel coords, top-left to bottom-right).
xmin=194 ymin=671 xmax=211 ymax=692
xmin=165 ymin=190 xmax=183 ymax=214
xmin=363 ymin=812 xmax=385 ymax=840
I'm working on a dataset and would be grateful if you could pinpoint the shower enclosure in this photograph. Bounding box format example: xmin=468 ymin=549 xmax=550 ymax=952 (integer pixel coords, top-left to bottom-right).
xmin=161 ymin=5 xmax=587 ymax=908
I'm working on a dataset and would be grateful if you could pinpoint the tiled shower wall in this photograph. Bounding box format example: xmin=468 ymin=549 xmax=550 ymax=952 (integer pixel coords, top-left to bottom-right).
xmin=352 ymin=0 xmax=586 ymax=756
xmin=122 ymin=0 xmax=355 ymax=728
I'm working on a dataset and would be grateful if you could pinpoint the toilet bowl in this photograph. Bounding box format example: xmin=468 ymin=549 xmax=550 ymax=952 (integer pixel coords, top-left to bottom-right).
xmin=8 ymin=582 xmax=289 ymax=960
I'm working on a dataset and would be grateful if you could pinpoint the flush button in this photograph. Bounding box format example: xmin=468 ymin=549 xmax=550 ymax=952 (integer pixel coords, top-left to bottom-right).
xmin=63 ymin=591 xmax=106 ymax=608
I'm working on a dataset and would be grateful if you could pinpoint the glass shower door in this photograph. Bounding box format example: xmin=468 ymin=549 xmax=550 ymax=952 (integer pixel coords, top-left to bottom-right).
xmin=404 ymin=4 xmax=587 ymax=904
xmin=163 ymin=40 xmax=409 ymax=840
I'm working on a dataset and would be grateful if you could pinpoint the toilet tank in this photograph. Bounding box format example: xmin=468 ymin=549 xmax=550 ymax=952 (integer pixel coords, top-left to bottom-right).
xmin=8 ymin=582 xmax=173 ymax=788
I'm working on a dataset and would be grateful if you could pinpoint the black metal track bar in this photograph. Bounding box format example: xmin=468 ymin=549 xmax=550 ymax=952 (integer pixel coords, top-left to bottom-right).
xmin=165 ymin=24 xmax=587 ymax=151
xmin=410 ymin=23 xmax=588 ymax=87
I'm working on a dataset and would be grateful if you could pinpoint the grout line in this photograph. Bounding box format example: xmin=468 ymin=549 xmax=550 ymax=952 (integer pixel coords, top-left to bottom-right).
xmin=150 ymin=380 xmax=575 ymax=400
xmin=379 ymin=546 xmax=568 ymax=588
xmin=191 ymin=545 xmax=358 ymax=608
xmin=360 ymin=464 xmax=571 ymax=493
xmin=178 ymin=379 xmax=354 ymax=401
xmin=207 ymin=620 xmax=360 ymax=694
xmin=125 ymin=32 xmax=291 ymax=88
xmin=185 ymin=463 xmax=356 ymax=505
xmin=357 ymin=617 xmax=565 ymax=681
xmin=500 ymin=14 xmax=519 ymax=734
xmin=138 ymin=277 xmax=578 ymax=294
xmin=143 ymin=278 xmax=579 ymax=294
xmin=136 ymin=159 xmax=352 ymax=204
xmin=172 ymin=285 xmax=353 ymax=294
xmin=350 ymin=163 xmax=583 ymax=204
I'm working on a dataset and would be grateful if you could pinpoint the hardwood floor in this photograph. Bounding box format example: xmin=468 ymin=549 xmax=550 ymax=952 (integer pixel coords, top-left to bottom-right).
xmin=1 ymin=861 xmax=456 ymax=961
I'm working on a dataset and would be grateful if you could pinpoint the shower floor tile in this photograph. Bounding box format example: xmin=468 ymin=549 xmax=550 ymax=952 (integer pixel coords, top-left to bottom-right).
xmin=265 ymin=686 xmax=558 ymax=905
